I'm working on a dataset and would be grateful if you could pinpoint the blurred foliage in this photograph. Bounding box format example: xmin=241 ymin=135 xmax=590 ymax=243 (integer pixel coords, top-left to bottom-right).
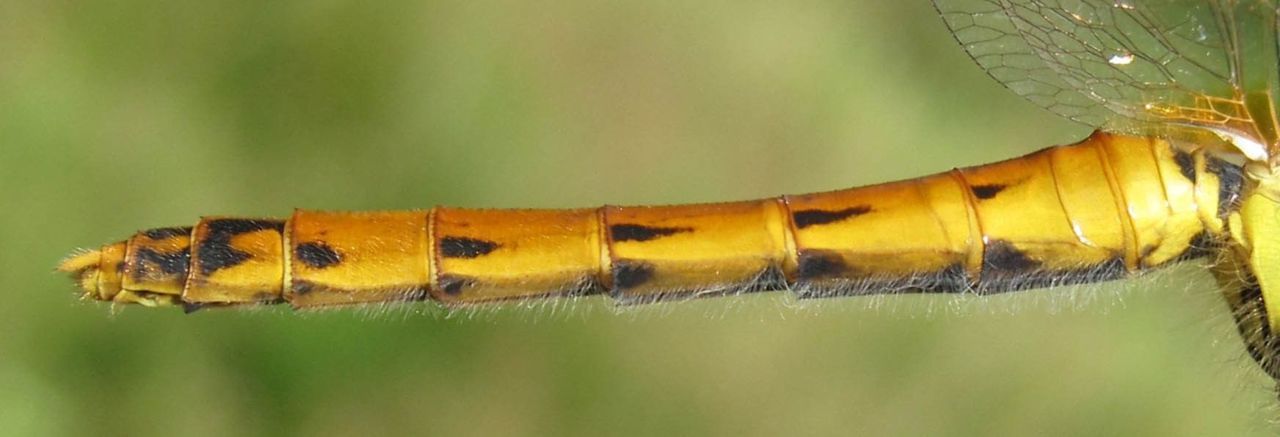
xmin=0 ymin=1 xmax=1275 ymax=436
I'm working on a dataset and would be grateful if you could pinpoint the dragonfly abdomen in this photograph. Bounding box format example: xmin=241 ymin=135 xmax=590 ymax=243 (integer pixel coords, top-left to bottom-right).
xmin=59 ymin=131 xmax=1243 ymax=310
xmin=788 ymin=131 xmax=1240 ymax=296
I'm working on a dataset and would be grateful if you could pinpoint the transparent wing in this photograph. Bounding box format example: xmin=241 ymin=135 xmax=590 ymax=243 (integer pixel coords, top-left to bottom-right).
xmin=934 ymin=0 xmax=1280 ymax=147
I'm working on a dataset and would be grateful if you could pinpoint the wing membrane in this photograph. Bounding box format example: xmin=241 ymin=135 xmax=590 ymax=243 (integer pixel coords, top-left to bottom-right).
xmin=935 ymin=0 xmax=1279 ymax=147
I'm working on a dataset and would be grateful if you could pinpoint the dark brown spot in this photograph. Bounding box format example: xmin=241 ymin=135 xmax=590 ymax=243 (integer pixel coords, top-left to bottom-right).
xmin=796 ymin=250 xmax=847 ymax=279
xmin=207 ymin=219 xmax=281 ymax=237
xmin=438 ymin=275 xmax=470 ymax=296
xmin=1173 ymin=150 xmax=1196 ymax=183
xmin=295 ymin=242 xmax=342 ymax=269
xmin=1206 ymin=157 xmax=1243 ymax=218
xmin=200 ymin=248 xmax=250 ymax=274
xmin=612 ymin=260 xmax=655 ymax=289
xmin=198 ymin=219 xmax=284 ymax=275
xmin=439 ymin=237 xmax=500 ymax=259
xmin=970 ymin=184 xmax=1006 ymax=200
xmin=142 ymin=227 xmax=192 ymax=240
xmin=133 ymin=248 xmax=190 ymax=278
xmin=791 ymin=206 xmax=872 ymax=229
xmin=610 ymin=224 xmax=691 ymax=242
xmin=291 ymin=279 xmax=317 ymax=295
xmin=979 ymin=240 xmax=1125 ymax=292
xmin=982 ymin=240 xmax=1040 ymax=272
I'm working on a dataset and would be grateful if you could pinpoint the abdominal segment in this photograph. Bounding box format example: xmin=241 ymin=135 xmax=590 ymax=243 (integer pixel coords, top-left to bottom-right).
xmin=59 ymin=132 xmax=1242 ymax=310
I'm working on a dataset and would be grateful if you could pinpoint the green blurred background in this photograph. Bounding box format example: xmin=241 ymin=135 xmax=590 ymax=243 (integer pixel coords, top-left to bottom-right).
xmin=2 ymin=1 xmax=1275 ymax=435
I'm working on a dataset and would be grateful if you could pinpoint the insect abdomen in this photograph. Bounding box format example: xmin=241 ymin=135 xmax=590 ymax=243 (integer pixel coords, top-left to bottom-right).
xmin=59 ymin=131 xmax=1242 ymax=310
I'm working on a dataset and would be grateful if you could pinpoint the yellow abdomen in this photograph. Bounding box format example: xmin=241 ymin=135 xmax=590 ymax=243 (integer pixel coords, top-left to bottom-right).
xmin=58 ymin=131 xmax=1243 ymax=311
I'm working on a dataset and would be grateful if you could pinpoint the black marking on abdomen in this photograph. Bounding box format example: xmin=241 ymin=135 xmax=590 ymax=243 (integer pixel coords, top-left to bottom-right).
xmin=439 ymin=237 xmax=500 ymax=259
xmin=142 ymin=227 xmax=192 ymax=240
xmin=609 ymin=224 xmax=692 ymax=242
xmin=133 ymin=248 xmax=190 ymax=278
xmin=1173 ymin=150 xmax=1196 ymax=183
xmin=198 ymin=219 xmax=285 ymax=275
xmin=970 ymin=184 xmax=1006 ymax=200
xmin=792 ymin=206 xmax=872 ymax=229
xmin=295 ymin=241 xmax=342 ymax=269
xmin=979 ymin=240 xmax=1126 ymax=292
xmin=611 ymin=260 xmax=656 ymax=289
xmin=1206 ymin=157 xmax=1244 ymax=218
xmin=981 ymin=240 xmax=1039 ymax=272
xmin=291 ymin=279 xmax=317 ymax=295
xmin=795 ymin=250 xmax=847 ymax=279
xmin=437 ymin=275 xmax=471 ymax=296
